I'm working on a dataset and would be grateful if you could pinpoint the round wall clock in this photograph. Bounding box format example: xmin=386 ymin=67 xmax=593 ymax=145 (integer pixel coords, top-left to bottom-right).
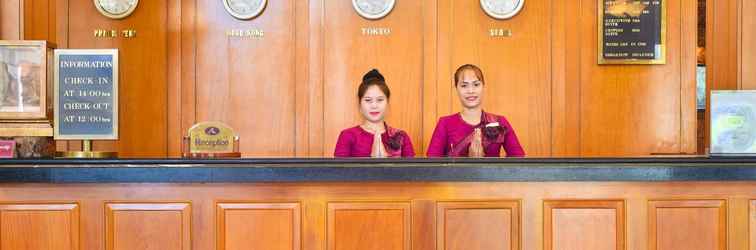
xmin=352 ymin=0 xmax=395 ymax=20
xmin=480 ymin=0 xmax=524 ymax=20
xmin=93 ymin=0 xmax=139 ymax=19
xmin=223 ymin=0 xmax=267 ymax=20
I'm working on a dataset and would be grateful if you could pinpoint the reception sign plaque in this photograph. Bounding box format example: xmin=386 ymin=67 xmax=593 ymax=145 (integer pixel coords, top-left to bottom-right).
xmin=599 ymin=0 xmax=666 ymax=64
xmin=183 ymin=121 xmax=241 ymax=158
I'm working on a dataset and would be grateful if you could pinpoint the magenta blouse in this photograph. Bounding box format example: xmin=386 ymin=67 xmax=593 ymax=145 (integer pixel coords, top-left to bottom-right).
xmin=334 ymin=126 xmax=415 ymax=157
xmin=426 ymin=113 xmax=525 ymax=157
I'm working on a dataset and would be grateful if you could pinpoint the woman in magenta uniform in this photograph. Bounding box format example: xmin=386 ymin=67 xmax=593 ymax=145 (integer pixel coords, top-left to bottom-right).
xmin=333 ymin=69 xmax=415 ymax=157
xmin=427 ymin=64 xmax=525 ymax=157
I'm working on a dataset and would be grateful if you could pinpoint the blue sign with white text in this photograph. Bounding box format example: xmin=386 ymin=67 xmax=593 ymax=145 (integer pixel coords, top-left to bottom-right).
xmin=56 ymin=53 xmax=117 ymax=139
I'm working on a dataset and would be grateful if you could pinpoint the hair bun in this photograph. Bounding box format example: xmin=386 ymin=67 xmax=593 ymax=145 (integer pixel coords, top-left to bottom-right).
xmin=362 ymin=69 xmax=385 ymax=83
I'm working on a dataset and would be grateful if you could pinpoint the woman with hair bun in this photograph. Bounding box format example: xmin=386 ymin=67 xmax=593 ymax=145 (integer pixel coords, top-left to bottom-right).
xmin=333 ymin=69 xmax=415 ymax=157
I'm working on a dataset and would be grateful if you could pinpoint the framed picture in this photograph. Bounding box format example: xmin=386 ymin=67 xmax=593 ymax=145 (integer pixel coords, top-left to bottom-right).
xmin=0 ymin=41 xmax=51 ymax=119
xmin=598 ymin=0 xmax=666 ymax=64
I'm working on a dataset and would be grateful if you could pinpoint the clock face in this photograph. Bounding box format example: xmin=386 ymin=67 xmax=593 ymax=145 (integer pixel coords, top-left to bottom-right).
xmin=223 ymin=0 xmax=267 ymax=20
xmin=352 ymin=0 xmax=395 ymax=20
xmin=480 ymin=0 xmax=524 ymax=20
xmin=94 ymin=0 xmax=138 ymax=19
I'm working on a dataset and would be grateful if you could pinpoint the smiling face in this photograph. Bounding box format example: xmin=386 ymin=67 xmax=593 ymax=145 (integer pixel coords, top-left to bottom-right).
xmin=359 ymin=85 xmax=388 ymax=123
xmin=455 ymin=69 xmax=484 ymax=109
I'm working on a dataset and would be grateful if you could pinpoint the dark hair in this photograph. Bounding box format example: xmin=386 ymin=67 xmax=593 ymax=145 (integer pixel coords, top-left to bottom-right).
xmin=357 ymin=69 xmax=391 ymax=100
xmin=453 ymin=64 xmax=485 ymax=86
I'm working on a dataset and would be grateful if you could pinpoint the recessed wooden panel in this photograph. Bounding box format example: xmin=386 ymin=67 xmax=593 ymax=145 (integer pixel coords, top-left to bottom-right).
xmin=322 ymin=0 xmax=425 ymax=156
xmin=576 ymin=0 xmax=697 ymax=156
xmin=0 ymin=203 xmax=79 ymax=250
xmin=437 ymin=201 xmax=520 ymax=250
xmin=327 ymin=202 xmax=410 ymax=250
xmin=437 ymin=0 xmax=552 ymax=156
xmin=105 ymin=203 xmax=190 ymax=250
xmin=648 ymin=200 xmax=726 ymax=250
xmin=194 ymin=0 xmax=296 ymax=156
xmin=544 ymin=200 xmax=624 ymax=250
xmin=216 ymin=202 xmax=301 ymax=250
xmin=67 ymin=0 xmax=169 ymax=157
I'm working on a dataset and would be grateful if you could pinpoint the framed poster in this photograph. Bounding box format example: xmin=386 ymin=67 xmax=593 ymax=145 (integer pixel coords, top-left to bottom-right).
xmin=598 ymin=0 xmax=666 ymax=64
xmin=0 ymin=41 xmax=51 ymax=119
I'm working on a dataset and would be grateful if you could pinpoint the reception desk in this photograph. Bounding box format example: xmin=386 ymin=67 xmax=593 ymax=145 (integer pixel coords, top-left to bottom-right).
xmin=1 ymin=158 xmax=755 ymax=250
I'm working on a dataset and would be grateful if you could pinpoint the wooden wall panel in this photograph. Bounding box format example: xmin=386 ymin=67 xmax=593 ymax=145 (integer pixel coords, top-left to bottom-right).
xmin=216 ymin=202 xmax=301 ymax=250
xmin=742 ymin=0 xmax=756 ymax=89
xmin=437 ymin=201 xmax=520 ymax=250
xmin=22 ymin=0 xmax=55 ymax=42
xmin=750 ymin=200 xmax=756 ymax=250
xmin=0 ymin=0 xmax=22 ymax=40
xmin=66 ymin=0 xmax=169 ymax=157
xmin=577 ymin=0 xmax=697 ymax=156
xmin=322 ymin=0 xmax=425 ymax=156
xmin=194 ymin=0 xmax=296 ymax=156
xmin=648 ymin=200 xmax=726 ymax=250
xmin=0 ymin=203 xmax=79 ymax=250
xmin=18 ymin=0 xmax=745 ymax=157
xmin=551 ymin=0 xmax=581 ymax=157
xmin=327 ymin=202 xmax=410 ymax=250
xmin=437 ymin=0 xmax=552 ymax=157
xmin=544 ymin=200 xmax=624 ymax=250
xmin=105 ymin=203 xmax=190 ymax=250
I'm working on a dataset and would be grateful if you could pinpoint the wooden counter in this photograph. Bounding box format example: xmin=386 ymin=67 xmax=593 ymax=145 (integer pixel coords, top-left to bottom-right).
xmin=0 ymin=158 xmax=754 ymax=250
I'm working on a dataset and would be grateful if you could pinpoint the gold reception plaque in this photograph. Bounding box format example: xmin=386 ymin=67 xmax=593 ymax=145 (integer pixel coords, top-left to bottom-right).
xmin=183 ymin=121 xmax=241 ymax=158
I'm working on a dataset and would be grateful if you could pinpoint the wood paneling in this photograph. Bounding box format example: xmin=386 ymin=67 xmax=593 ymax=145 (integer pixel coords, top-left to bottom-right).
xmin=194 ymin=0 xmax=296 ymax=156
xmin=437 ymin=201 xmax=520 ymax=250
xmin=322 ymin=0 xmax=425 ymax=156
xmin=216 ymin=202 xmax=301 ymax=250
xmin=18 ymin=0 xmax=750 ymax=157
xmin=0 ymin=203 xmax=79 ymax=250
xmin=327 ymin=202 xmax=410 ymax=250
xmin=551 ymin=0 xmax=581 ymax=157
xmin=751 ymin=200 xmax=756 ymax=250
xmin=1 ymin=0 xmax=22 ymax=40
xmin=0 ymin=182 xmax=754 ymax=249
xmin=64 ymin=0 xmax=169 ymax=157
xmin=23 ymin=0 xmax=56 ymax=42
xmin=105 ymin=203 xmax=190 ymax=250
xmin=576 ymin=0 xmax=697 ymax=156
xmin=437 ymin=0 xmax=552 ymax=156
xmin=544 ymin=200 xmax=624 ymax=250
xmin=742 ymin=0 xmax=756 ymax=89
xmin=648 ymin=199 xmax=726 ymax=250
